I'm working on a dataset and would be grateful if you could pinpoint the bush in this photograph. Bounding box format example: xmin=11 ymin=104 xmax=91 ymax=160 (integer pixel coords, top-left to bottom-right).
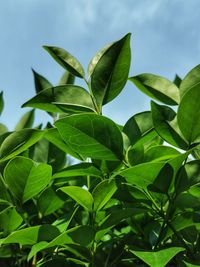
xmin=0 ymin=33 xmax=200 ymax=266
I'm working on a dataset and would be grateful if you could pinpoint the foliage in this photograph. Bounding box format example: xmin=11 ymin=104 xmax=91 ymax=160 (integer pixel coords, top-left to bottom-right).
xmin=0 ymin=33 xmax=200 ymax=266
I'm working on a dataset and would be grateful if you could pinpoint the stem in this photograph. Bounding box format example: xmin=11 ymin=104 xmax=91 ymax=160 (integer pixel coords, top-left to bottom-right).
xmin=84 ymin=78 xmax=101 ymax=115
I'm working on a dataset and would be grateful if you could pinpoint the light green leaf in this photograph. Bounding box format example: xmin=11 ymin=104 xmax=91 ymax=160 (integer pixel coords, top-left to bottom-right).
xmin=4 ymin=156 xmax=52 ymax=203
xmin=0 ymin=206 xmax=23 ymax=234
xmin=0 ymin=129 xmax=44 ymax=162
xmin=130 ymin=73 xmax=180 ymax=105
xmin=14 ymin=109 xmax=35 ymax=131
xmin=32 ymin=69 xmax=53 ymax=94
xmin=89 ymin=33 xmax=131 ymax=108
xmin=144 ymin=145 xmax=180 ymax=162
xmin=55 ymin=114 xmax=123 ymax=161
xmin=59 ymin=186 xmax=94 ymax=211
xmin=130 ymin=247 xmax=184 ymax=267
xmin=177 ymin=86 xmax=200 ymax=143
xmin=53 ymin=163 xmax=102 ymax=179
xmin=93 ymin=179 xmax=117 ymax=211
xmin=43 ymin=46 xmax=85 ymax=78
xmin=22 ymin=85 xmax=95 ymax=114
xmin=180 ymin=64 xmax=200 ymax=98
xmin=119 ymin=162 xmax=165 ymax=189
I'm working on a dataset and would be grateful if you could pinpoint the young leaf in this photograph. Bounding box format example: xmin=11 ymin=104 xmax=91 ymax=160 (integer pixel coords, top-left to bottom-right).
xmin=130 ymin=247 xmax=184 ymax=267
xmin=179 ymin=64 xmax=200 ymax=98
xmin=130 ymin=73 xmax=180 ymax=105
xmin=14 ymin=109 xmax=35 ymax=131
xmin=32 ymin=69 xmax=53 ymax=94
xmin=43 ymin=46 xmax=85 ymax=78
xmin=89 ymin=33 xmax=131 ymax=108
xmin=123 ymin=111 xmax=155 ymax=146
xmin=4 ymin=156 xmax=52 ymax=203
xmin=177 ymin=86 xmax=200 ymax=143
xmin=59 ymin=186 xmax=94 ymax=211
xmin=151 ymin=101 xmax=188 ymax=149
xmin=92 ymin=179 xmax=117 ymax=211
xmin=0 ymin=129 xmax=44 ymax=162
xmin=0 ymin=91 xmax=4 ymax=116
xmin=22 ymin=85 xmax=95 ymax=114
xmin=55 ymin=114 xmax=123 ymax=161
xmin=53 ymin=163 xmax=102 ymax=179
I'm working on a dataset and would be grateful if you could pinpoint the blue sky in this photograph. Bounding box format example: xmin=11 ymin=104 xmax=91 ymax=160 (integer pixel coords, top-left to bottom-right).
xmin=1 ymin=0 xmax=200 ymax=129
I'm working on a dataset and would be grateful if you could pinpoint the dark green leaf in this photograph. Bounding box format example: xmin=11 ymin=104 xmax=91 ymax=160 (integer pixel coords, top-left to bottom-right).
xmin=130 ymin=73 xmax=180 ymax=105
xmin=32 ymin=69 xmax=53 ymax=94
xmin=4 ymin=156 xmax=52 ymax=203
xmin=22 ymin=85 xmax=95 ymax=114
xmin=151 ymin=101 xmax=188 ymax=149
xmin=43 ymin=46 xmax=85 ymax=78
xmin=55 ymin=114 xmax=123 ymax=161
xmin=89 ymin=33 xmax=131 ymax=108
xmin=0 ymin=91 xmax=4 ymax=116
xmin=177 ymin=85 xmax=200 ymax=143
xmin=0 ymin=129 xmax=44 ymax=162
xmin=59 ymin=71 xmax=75 ymax=85
xmin=14 ymin=109 xmax=35 ymax=131
xmin=173 ymin=74 xmax=182 ymax=88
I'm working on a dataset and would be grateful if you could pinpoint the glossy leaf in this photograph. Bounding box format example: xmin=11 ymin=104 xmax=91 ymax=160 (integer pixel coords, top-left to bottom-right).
xmin=177 ymin=86 xmax=200 ymax=143
xmin=22 ymin=85 xmax=95 ymax=114
xmin=144 ymin=145 xmax=180 ymax=162
xmin=55 ymin=114 xmax=123 ymax=161
xmin=32 ymin=69 xmax=52 ymax=94
xmin=43 ymin=46 xmax=85 ymax=78
xmin=4 ymin=156 xmax=52 ymax=203
xmin=130 ymin=247 xmax=184 ymax=267
xmin=0 ymin=129 xmax=44 ymax=162
xmin=123 ymin=111 xmax=156 ymax=146
xmin=59 ymin=71 xmax=75 ymax=85
xmin=14 ymin=109 xmax=35 ymax=131
xmin=130 ymin=73 xmax=180 ymax=105
xmin=180 ymin=64 xmax=200 ymax=98
xmin=53 ymin=163 xmax=102 ymax=179
xmin=92 ymin=179 xmax=117 ymax=211
xmin=59 ymin=186 xmax=94 ymax=211
xmin=0 ymin=207 xmax=23 ymax=234
xmin=151 ymin=101 xmax=188 ymax=149
xmin=89 ymin=33 xmax=131 ymax=108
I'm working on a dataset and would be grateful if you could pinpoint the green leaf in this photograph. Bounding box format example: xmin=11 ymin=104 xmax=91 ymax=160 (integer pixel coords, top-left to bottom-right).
xmin=53 ymin=163 xmax=102 ymax=179
xmin=0 ymin=206 xmax=23 ymax=235
xmin=37 ymin=187 xmax=64 ymax=216
xmin=177 ymin=86 xmax=200 ymax=143
xmin=1 ymin=225 xmax=60 ymax=246
xmin=92 ymin=179 xmax=117 ymax=211
xmin=123 ymin=111 xmax=156 ymax=146
xmin=0 ymin=91 xmax=4 ymax=116
xmin=0 ymin=129 xmax=44 ymax=162
xmin=179 ymin=64 xmax=200 ymax=98
xmin=130 ymin=247 xmax=184 ymax=267
xmin=4 ymin=156 xmax=52 ymax=203
xmin=89 ymin=33 xmax=131 ymax=108
xmin=47 ymin=225 xmax=95 ymax=247
xmin=151 ymin=101 xmax=188 ymax=149
xmin=59 ymin=186 xmax=94 ymax=211
xmin=130 ymin=73 xmax=180 ymax=105
xmin=14 ymin=109 xmax=35 ymax=131
xmin=43 ymin=46 xmax=85 ymax=78
xmin=32 ymin=69 xmax=53 ymax=94
xmin=173 ymin=74 xmax=182 ymax=88
xmin=0 ymin=123 xmax=8 ymax=135
xmin=44 ymin=128 xmax=83 ymax=160
xmin=22 ymin=85 xmax=95 ymax=114
xmin=59 ymin=71 xmax=75 ymax=85
xmin=119 ymin=162 xmax=165 ymax=189
xmin=55 ymin=114 xmax=123 ymax=161
xmin=144 ymin=145 xmax=180 ymax=162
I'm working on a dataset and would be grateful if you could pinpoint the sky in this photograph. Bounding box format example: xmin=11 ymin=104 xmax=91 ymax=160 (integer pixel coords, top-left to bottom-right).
xmin=0 ymin=0 xmax=200 ymax=130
